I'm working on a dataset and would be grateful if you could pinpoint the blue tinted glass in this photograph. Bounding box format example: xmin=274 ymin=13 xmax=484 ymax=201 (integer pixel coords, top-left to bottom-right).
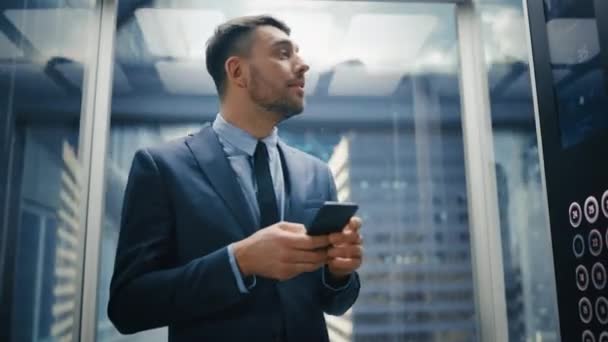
xmin=544 ymin=0 xmax=608 ymax=148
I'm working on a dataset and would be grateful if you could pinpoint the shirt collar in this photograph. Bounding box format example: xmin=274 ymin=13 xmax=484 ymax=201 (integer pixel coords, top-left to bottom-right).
xmin=212 ymin=113 xmax=279 ymax=157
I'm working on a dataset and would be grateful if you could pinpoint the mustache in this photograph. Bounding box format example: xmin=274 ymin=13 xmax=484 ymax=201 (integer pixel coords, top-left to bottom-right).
xmin=287 ymin=78 xmax=305 ymax=87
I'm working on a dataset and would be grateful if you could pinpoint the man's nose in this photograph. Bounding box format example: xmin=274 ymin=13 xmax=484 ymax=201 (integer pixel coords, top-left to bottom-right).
xmin=295 ymin=55 xmax=310 ymax=75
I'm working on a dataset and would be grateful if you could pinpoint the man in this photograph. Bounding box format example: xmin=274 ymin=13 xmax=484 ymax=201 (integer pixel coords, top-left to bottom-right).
xmin=108 ymin=15 xmax=363 ymax=342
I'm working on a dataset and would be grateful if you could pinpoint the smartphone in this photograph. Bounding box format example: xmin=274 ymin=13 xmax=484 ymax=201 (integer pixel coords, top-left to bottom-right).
xmin=306 ymin=201 xmax=359 ymax=236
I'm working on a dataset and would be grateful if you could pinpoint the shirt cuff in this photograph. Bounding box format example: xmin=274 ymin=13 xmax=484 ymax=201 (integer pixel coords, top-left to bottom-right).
xmin=227 ymin=243 xmax=256 ymax=293
xmin=321 ymin=265 xmax=353 ymax=291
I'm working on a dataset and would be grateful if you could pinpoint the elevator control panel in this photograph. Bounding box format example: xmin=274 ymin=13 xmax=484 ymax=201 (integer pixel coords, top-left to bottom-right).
xmin=527 ymin=0 xmax=608 ymax=340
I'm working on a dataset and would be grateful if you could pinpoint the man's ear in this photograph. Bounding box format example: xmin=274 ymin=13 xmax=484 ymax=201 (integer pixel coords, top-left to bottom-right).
xmin=225 ymin=56 xmax=248 ymax=89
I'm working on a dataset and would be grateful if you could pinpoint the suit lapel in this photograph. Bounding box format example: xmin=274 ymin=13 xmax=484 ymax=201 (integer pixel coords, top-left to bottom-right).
xmin=186 ymin=124 xmax=256 ymax=234
xmin=278 ymin=141 xmax=306 ymax=223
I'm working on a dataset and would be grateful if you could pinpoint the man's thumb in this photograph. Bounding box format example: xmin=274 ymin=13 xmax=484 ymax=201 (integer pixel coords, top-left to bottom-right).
xmin=278 ymin=222 xmax=306 ymax=234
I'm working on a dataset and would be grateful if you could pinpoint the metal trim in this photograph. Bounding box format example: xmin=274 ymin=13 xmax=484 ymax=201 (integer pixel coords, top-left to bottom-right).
xmin=455 ymin=2 xmax=509 ymax=341
xmin=520 ymin=0 xmax=563 ymax=338
xmin=75 ymin=0 xmax=117 ymax=340
xmin=312 ymin=0 xmax=468 ymax=3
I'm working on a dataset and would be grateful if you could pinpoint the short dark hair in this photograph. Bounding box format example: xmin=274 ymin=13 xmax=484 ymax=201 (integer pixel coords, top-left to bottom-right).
xmin=205 ymin=15 xmax=291 ymax=99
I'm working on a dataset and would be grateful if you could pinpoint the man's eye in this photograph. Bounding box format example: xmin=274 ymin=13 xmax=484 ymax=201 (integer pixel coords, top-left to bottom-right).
xmin=279 ymin=49 xmax=290 ymax=58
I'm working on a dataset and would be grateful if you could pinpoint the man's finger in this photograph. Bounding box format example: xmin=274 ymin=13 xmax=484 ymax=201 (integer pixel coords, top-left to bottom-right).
xmin=284 ymin=249 xmax=328 ymax=264
xmin=328 ymin=257 xmax=362 ymax=272
xmin=328 ymin=217 xmax=362 ymax=244
xmin=329 ymin=230 xmax=362 ymax=245
xmin=287 ymin=233 xmax=331 ymax=250
xmin=278 ymin=221 xmax=306 ymax=233
xmin=328 ymin=245 xmax=363 ymax=259
xmin=278 ymin=222 xmax=330 ymax=249
xmin=343 ymin=230 xmax=362 ymax=244
xmin=347 ymin=216 xmax=362 ymax=232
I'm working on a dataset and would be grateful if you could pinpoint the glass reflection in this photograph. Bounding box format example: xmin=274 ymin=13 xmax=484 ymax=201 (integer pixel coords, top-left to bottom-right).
xmin=99 ymin=1 xmax=477 ymax=342
xmin=544 ymin=0 xmax=608 ymax=148
xmin=479 ymin=0 xmax=560 ymax=341
xmin=0 ymin=0 xmax=100 ymax=341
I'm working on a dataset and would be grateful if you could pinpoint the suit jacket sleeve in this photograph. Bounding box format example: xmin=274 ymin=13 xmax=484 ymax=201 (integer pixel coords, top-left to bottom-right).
xmin=107 ymin=148 xmax=248 ymax=334
xmin=319 ymin=165 xmax=361 ymax=316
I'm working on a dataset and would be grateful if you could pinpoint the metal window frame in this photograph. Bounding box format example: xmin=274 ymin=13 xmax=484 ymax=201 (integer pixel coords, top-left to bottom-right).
xmin=520 ymin=0 xmax=562 ymax=339
xmin=75 ymin=0 xmax=117 ymax=341
xmin=72 ymin=1 xmax=512 ymax=341
xmin=455 ymin=1 xmax=509 ymax=341
xmin=321 ymin=0 xmax=467 ymax=3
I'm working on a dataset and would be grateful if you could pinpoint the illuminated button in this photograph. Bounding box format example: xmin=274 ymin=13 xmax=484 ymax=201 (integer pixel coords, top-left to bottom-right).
xmin=570 ymin=202 xmax=583 ymax=228
xmin=589 ymin=229 xmax=603 ymax=257
xmin=596 ymin=297 xmax=608 ymax=324
xmin=583 ymin=330 xmax=596 ymax=342
xmin=592 ymin=263 xmax=607 ymax=290
xmin=580 ymin=297 xmax=593 ymax=324
xmin=573 ymin=234 xmax=585 ymax=258
xmin=602 ymin=190 xmax=608 ymax=218
xmin=577 ymin=265 xmax=590 ymax=291
xmin=585 ymin=196 xmax=599 ymax=224
xmin=599 ymin=331 xmax=608 ymax=342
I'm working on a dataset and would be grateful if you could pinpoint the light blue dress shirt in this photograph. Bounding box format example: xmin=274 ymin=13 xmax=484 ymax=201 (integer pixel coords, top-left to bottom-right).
xmin=212 ymin=114 xmax=352 ymax=293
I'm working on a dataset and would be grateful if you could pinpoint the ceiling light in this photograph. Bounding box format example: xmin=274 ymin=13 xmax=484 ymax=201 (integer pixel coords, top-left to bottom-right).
xmin=135 ymin=9 xmax=225 ymax=59
xmin=4 ymin=9 xmax=95 ymax=62
xmin=338 ymin=14 xmax=438 ymax=68
xmin=329 ymin=63 xmax=403 ymax=97
xmin=156 ymin=60 xmax=216 ymax=95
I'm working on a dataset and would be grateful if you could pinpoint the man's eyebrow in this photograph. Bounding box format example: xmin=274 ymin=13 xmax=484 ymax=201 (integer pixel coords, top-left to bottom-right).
xmin=271 ymin=39 xmax=299 ymax=51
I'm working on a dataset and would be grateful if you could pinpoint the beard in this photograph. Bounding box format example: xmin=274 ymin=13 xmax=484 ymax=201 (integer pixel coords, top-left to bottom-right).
xmin=248 ymin=65 xmax=304 ymax=120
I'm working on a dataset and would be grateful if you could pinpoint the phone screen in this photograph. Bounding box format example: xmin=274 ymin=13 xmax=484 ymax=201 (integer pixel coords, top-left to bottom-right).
xmin=306 ymin=202 xmax=358 ymax=236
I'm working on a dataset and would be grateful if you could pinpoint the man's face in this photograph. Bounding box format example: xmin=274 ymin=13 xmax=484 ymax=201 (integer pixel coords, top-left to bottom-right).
xmin=245 ymin=25 xmax=309 ymax=120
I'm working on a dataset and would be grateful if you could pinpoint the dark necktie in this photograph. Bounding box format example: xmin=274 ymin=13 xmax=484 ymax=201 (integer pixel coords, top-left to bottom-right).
xmin=254 ymin=141 xmax=279 ymax=228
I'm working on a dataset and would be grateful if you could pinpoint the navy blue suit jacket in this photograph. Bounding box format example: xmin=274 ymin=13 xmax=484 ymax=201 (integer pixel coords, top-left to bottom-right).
xmin=108 ymin=124 xmax=360 ymax=341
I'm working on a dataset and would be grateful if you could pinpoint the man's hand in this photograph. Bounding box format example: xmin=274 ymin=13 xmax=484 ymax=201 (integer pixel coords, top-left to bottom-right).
xmin=233 ymin=222 xmax=330 ymax=281
xmin=327 ymin=217 xmax=363 ymax=279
